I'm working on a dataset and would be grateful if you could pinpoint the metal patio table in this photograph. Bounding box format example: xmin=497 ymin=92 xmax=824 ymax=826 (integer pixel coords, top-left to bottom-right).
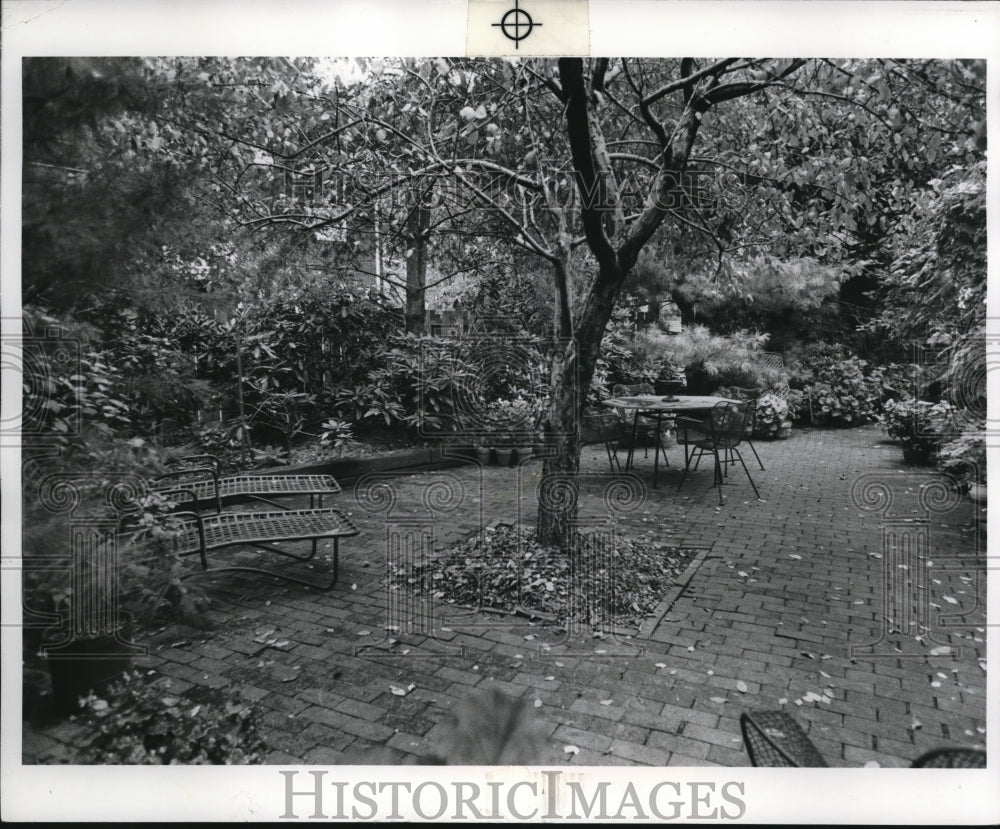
xmin=601 ymin=394 xmax=740 ymax=488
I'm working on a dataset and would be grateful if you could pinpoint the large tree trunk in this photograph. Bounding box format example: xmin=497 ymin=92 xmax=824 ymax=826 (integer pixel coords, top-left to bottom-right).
xmin=537 ymin=341 xmax=581 ymax=549
xmin=404 ymin=197 xmax=430 ymax=335
xmin=537 ymin=260 xmax=625 ymax=550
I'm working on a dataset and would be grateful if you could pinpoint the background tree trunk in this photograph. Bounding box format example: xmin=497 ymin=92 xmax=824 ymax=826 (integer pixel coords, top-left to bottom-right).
xmin=404 ymin=197 xmax=430 ymax=335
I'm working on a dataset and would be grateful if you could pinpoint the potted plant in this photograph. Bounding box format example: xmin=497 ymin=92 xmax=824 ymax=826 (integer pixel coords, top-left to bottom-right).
xmin=485 ymin=395 xmax=541 ymax=467
xmin=750 ymin=392 xmax=792 ymax=440
xmin=474 ymin=445 xmax=494 ymax=466
xmin=25 ymin=490 xmax=197 ymax=714
xmin=880 ymin=397 xmax=957 ymax=464
xmin=493 ymin=444 xmax=515 ymax=467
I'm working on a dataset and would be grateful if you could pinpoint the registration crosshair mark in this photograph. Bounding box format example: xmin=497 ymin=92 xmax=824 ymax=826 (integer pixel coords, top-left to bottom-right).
xmin=492 ymin=0 xmax=542 ymax=49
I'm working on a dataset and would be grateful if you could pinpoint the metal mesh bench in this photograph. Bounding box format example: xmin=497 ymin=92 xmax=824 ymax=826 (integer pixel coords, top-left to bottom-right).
xmin=740 ymin=710 xmax=828 ymax=767
xmin=154 ymin=454 xmax=341 ymax=512
xmin=741 ymin=710 xmax=986 ymax=768
xmin=169 ymin=506 xmax=359 ymax=591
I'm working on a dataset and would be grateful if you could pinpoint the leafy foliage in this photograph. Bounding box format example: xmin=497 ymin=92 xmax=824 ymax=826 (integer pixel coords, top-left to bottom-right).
xmin=935 ymin=427 xmax=986 ymax=486
xmin=880 ymin=397 xmax=959 ymax=455
xmin=871 ymin=160 xmax=986 ymax=402
xmin=20 ymin=436 xmax=213 ymax=668
xmin=788 ymin=346 xmax=909 ymax=427
xmin=661 ymin=325 xmax=786 ymax=394
xmin=76 ymin=670 xmax=265 ymax=764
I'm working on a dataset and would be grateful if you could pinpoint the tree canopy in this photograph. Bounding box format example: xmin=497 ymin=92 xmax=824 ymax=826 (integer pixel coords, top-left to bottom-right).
xmin=22 ymin=56 xmax=986 ymax=548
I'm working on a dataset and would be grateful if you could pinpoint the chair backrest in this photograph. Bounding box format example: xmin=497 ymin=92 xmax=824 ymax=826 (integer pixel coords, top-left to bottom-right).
xmin=706 ymin=401 xmax=749 ymax=446
xmin=612 ymin=383 xmax=654 ymax=398
xmin=611 ymin=383 xmax=654 ymax=422
xmin=582 ymin=410 xmax=626 ymax=441
xmin=742 ymin=396 xmax=759 ymax=435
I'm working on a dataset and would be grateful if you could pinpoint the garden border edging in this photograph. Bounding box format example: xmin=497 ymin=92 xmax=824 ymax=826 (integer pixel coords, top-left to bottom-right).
xmin=256 ymin=445 xmax=478 ymax=486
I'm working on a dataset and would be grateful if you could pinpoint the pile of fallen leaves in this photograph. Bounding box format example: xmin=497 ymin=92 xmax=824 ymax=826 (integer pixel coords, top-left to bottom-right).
xmin=390 ymin=524 xmax=695 ymax=629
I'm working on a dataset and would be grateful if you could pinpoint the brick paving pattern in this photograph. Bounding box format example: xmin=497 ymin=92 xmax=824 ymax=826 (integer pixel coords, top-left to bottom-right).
xmin=24 ymin=426 xmax=988 ymax=766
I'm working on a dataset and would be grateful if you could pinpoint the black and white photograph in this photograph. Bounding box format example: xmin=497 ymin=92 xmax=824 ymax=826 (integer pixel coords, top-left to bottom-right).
xmin=1 ymin=0 xmax=996 ymax=823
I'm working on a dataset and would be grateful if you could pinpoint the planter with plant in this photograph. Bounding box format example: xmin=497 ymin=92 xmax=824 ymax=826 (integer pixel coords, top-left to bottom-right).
xmin=749 ymin=392 xmax=793 ymax=439
xmin=880 ymin=397 xmax=958 ymax=464
xmin=24 ymin=471 xmax=205 ymax=715
xmin=484 ymin=395 xmax=544 ymax=466
xmin=493 ymin=446 xmax=514 ymax=467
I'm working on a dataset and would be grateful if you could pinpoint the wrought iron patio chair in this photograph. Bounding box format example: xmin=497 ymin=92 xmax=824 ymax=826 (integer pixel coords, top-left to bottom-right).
xmin=729 ymin=387 xmax=766 ymax=471
xmin=676 ymin=401 xmax=760 ymax=505
xmin=584 ymin=410 xmax=630 ymax=472
xmin=741 ymin=710 xmax=986 ymax=768
xmin=611 ymin=383 xmax=673 ymax=463
xmin=153 ymin=453 xmax=341 ymax=513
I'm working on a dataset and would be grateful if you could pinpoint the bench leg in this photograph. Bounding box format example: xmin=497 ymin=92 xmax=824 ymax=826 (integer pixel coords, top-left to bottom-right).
xmin=180 ymin=537 xmax=341 ymax=591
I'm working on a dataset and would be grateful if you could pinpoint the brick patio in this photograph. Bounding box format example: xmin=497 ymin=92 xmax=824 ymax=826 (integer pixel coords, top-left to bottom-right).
xmin=23 ymin=425 xmax=987 ymax=767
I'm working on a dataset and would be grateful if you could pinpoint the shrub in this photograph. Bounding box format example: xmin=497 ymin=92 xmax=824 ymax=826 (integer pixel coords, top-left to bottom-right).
xmin=333 ymin=333 xmax=552 ymax=439
xmin=480 ymin=394 xmax=546 ymax=446
xmin=76 ymin=670 xmax=265 ymax=764
xmin=21 ymin=436 xmax=210 ymax=635
xmin=935 ymin=427 xmax=986 ymax=486
xmin=790 ymin=349 xmax=885 ymax=426
xmin=656 ymin=325 xmax=786 ymax=394
xmin=880 ymin=397 xmax=958 ymax=454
